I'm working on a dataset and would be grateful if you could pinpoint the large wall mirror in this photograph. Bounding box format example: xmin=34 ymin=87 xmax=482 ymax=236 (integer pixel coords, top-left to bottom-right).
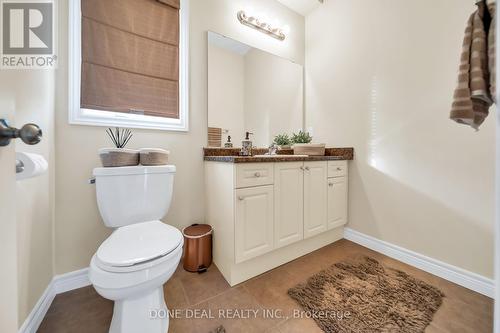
xmin=207 ymin=31 xmax=303 ymax=148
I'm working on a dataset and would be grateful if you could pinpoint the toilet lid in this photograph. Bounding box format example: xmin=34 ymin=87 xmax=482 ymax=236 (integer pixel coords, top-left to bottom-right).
xmin=96 ymin=221 xmax=183 ymax=267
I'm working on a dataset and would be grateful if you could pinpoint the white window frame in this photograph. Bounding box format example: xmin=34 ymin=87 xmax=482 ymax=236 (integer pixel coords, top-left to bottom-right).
xmin=68 ymin=0 xmax=189 ymax=131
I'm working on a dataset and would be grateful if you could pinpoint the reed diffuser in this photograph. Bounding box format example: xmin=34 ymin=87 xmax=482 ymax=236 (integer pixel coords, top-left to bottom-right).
xmin=106 ymin=127 xmax=133 ymax=148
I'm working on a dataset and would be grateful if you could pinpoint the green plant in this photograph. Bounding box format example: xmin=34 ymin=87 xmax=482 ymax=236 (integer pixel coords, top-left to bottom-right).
xmin=106 ymin=127 xmax=133 ymax=148
xmin=291 ymin=130 xmax=312 ymax=144
xmin=273 ymin=133 xmax=292 ymax=146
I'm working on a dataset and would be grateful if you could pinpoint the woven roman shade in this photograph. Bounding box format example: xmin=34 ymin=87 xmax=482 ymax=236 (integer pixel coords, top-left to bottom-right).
xmin=81 ymin=0 xmax=180 ymax=119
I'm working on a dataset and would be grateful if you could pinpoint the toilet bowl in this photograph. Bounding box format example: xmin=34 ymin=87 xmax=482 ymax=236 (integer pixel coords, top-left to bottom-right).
xmin=89 ymin=165 xmax=180 ymax=333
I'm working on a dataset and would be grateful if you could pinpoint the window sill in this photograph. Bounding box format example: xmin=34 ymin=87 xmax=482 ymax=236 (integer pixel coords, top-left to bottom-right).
xmin=69 ymin=108 xmax=189 ymax=132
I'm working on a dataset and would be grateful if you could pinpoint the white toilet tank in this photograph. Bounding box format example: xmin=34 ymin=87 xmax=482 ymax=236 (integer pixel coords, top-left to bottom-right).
xmin=93 ymin=165 xmax=176 ymax=227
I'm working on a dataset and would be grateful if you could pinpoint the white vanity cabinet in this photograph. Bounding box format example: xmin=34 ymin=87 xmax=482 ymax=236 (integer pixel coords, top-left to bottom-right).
xmin=205 ymin=159 xmax=348 ymax=286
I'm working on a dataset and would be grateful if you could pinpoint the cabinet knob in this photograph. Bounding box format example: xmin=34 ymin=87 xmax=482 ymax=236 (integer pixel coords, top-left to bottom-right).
xmin=254 ymin=172 xmax=261 ymax=177
xmin=336 ymin=167 xmax=342 ymax=171
xmin=304 ymin=166 xmax=310 ymax=171
xmin=299 ymin=166 xmax=304 ymax=170
xmin=238 ymin=196 xmax=245 ymax=201
xmin=328 ymin=183 xmax=334 ymax=187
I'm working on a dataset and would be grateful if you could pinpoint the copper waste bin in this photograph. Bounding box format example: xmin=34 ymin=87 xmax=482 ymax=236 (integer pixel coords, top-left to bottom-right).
xmin=182 ymin=224 xmax=213 ymax=273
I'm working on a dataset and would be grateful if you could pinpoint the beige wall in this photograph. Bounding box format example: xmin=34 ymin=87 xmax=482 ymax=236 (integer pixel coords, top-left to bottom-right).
xmin=0 ymin=81 xmax=19 ymax=333
xmin=15 ymin=70 xmax=55 ymax=326
xmin=55 ymin=0 xmax=305 ymax=274
xmin=305 ymin=0 xmax=494 ymax=277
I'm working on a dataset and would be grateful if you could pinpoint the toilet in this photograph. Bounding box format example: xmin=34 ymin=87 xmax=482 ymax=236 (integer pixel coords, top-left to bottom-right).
xmin=89 ymin=165 xmax=183 ymax=333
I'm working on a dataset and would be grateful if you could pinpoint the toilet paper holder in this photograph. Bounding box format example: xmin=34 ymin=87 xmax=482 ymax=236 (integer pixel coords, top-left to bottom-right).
xmin=15 ymin=152 xmax=48 ymax=180
xmin=0 ymin=119 xmax=42 ymax=147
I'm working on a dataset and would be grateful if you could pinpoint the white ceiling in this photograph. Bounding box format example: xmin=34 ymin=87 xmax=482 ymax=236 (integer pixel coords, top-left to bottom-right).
xmin=275 ymin=0 xmax=321 ymax=16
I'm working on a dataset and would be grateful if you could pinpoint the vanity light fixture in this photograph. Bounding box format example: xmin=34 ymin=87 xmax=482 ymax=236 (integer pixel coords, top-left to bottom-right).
xmin=237 ymin=10 xmax=286 ymax=41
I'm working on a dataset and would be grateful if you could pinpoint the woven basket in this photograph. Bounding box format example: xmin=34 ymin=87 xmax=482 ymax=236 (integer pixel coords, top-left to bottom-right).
xmin=292 ymin=143 xmax=326 ymax=156
xmin=140 ymin=148 xmax=170 ymax=166
xmin=99 ymin=148 xmax=139 ymax=167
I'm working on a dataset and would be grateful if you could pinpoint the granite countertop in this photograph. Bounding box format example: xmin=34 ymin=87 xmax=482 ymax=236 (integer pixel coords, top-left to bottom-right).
xmin=203 ymin=147 xmax=354 ymax=163
xmin=204 ymin=155 xmax=349 ymax=163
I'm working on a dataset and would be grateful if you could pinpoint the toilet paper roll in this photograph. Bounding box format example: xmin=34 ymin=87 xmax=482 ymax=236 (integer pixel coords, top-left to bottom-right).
xmin=16 ymin=152 xmax=48 ymax=181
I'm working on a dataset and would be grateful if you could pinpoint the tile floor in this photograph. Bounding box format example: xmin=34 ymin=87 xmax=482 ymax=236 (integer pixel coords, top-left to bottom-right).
xmin=37 ymin=239 xmax=493 ymax=333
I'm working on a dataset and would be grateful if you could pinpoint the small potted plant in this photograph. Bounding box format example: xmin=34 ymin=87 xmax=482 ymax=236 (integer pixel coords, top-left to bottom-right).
xmin=273 ymin=133 xmax=292 ymax=149
xmin=291 ymin=130 xmax=325 ymax=156
xmin=99 ymin=128 xmax=139 ymax=167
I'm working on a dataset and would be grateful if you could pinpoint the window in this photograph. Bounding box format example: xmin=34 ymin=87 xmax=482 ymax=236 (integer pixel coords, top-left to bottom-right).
xmin=69 ymin=0 xmax=189 ymax=131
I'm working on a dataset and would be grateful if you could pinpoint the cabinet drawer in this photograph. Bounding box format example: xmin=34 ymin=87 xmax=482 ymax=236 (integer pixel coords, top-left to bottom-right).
xmin=328 ymin=161 xmax=348 ymax=178
xmin=235 ymin=163 xmax=274 ymax=188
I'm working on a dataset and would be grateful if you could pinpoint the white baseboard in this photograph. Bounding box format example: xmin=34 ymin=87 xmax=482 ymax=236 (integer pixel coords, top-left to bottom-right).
xmin=19 ymin=268 xmax=91 ymax=333
xmin=18 ymin=282 xmax=55 ymax=333
xmin=344 ymin=228 xmax=495 ymax=298
xmin=52 ymin=268 xmax=90 ymax=294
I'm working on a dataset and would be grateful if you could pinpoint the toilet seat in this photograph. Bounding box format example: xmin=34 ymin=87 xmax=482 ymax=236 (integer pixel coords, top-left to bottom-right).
xmin=96 ymin=220 xmax=183 ymax=273
xmin=90 ymin=240 xmax=183 ymax=290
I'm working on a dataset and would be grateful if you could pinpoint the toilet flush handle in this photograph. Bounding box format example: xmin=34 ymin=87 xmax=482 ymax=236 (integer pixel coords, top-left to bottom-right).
xmin=88 ymin=177 xmax=96 ymax=184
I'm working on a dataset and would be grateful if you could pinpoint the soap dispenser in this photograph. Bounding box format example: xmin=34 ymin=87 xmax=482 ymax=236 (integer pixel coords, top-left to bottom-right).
xmin=224 ymin=135 xmax=233 ymax=148
xmin=240 ymin=132 xmax=253 ymax=156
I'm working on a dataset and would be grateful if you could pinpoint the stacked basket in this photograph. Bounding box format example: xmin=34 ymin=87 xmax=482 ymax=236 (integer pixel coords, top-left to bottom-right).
xmin=98 ymin=128 xmax=170 ymax=167
xmin=99 ymin=148 xmax=170 ymax=167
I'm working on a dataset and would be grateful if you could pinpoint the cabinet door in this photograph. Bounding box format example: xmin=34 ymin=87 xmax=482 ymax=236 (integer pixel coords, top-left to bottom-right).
xmin=274 ymin=162 xmax=304 ymax=249
xmin=235 ymin=185 xmax=274 ymax=263
xmin=328 ymin=176 xmax=348 ymax=229
xmin=303 ymin=161 xmax=328 ymax=239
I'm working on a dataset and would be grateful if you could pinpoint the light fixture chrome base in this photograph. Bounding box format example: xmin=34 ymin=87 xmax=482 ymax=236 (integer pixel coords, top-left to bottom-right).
xmin=237 ymin=10 xmax=286 ymax=41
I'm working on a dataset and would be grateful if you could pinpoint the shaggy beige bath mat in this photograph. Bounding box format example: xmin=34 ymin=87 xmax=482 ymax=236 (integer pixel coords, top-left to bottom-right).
xmin=288 ymin=256 xmax=444 ymax=333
